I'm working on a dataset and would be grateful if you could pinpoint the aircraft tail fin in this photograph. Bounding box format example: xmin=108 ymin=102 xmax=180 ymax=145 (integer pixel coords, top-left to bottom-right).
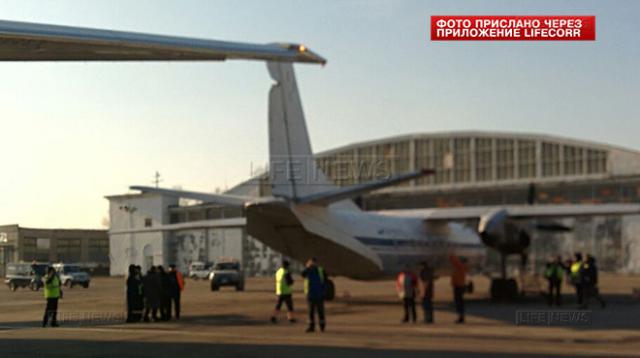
xmin=267 ymin=61 xmax=359 ymax=210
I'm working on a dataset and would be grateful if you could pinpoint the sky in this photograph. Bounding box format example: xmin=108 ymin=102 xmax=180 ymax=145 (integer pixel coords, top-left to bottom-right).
xmin=0 ymin=0 xmax=638 ymax=228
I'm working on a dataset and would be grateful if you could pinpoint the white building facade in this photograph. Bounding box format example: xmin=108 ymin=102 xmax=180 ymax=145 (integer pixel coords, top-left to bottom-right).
xmin=106 ymin=193 xmax=287 ymax=276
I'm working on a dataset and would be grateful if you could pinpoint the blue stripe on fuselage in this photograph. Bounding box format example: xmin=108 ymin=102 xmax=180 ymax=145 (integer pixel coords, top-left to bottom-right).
xmin=355 ymin=237 xmax=483 ymax=249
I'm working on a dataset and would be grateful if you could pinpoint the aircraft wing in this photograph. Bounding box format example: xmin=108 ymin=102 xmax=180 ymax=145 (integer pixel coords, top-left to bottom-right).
xmin=130 ymin=186 xmax=251 ymax=207
xmin=380 ymin=203 xmax=640 ymax=220
xmin=297 ymin=169 xmax=435 ymax=206
xmin=0 ymin=19 xmax=325 ymax=64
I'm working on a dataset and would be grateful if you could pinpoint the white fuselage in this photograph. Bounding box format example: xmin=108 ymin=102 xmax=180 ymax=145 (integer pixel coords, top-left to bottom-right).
xmin=247 ymin=201 xmax=486 ymax=279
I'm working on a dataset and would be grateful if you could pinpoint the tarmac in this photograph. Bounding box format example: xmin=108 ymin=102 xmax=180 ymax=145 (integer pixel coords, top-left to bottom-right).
xmin=1 ymin=273 xmax=639 ymax=357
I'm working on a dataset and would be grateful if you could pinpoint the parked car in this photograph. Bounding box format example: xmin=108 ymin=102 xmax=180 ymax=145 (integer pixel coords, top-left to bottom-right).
xmin=53 ymin=263 xmax=91 ymax=288
xmin=209 ymin=260 xmax=244 ymax=291
xmin=4 ymin=262 xmax=48 ymax=291
xmin=188 ymin=261 xmax=212 ymax=280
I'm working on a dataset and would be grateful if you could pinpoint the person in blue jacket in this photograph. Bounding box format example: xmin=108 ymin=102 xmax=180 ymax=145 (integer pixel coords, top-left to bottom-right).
xmin=301 ymin=257 xmax=326 ymax=333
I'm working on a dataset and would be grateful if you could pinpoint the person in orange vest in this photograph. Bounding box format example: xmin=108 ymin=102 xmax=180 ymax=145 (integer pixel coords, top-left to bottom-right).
xmin=168 ymin=264 xmax=185 ymax=320
xmin=396 ymin=265 xmax=418 ymax=323
xmin=450 ymin=255 xmax=469 ymax=324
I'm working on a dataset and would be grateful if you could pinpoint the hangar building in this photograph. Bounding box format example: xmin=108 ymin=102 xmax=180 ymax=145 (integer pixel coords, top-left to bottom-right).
xmin=315 ymin=131 xmax=640 ymax=273
xmin=0 ymin=225 xmax=109 ymax=277
xmin=107 ymin=131 xmax=640 ymax=276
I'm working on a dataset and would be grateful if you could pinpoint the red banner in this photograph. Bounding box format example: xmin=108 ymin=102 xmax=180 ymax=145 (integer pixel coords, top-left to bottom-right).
xmin=431 ymin=16 xmax=595 ymax=41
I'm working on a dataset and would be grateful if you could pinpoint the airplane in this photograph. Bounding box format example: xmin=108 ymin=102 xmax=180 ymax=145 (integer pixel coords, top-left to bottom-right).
xmin=3 ymin=19 xmax=639 ymax=299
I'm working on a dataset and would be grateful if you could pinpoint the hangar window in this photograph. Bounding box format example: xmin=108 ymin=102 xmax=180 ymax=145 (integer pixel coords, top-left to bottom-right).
xmin=496 ymin=139 xmax=515 ymax=180
xmin=542 ymin=142 xmax=561 ymax=177
xmin=329 ymin=154 xmax=355 ymax=186
xmin=415 ymin=139 xmax=434 ymax=186
xmin=433 ymin=138 xmax=452 ymax=184
xmin=356 ymin=146 xmax=376 ymax=183
xmin=475 ymin=138 xmax=493 ymax=182
xmin=453 ymin=138 xmax=471 ymax=183
xmin=318 ymin=155 xmax=332 ymax=182
xmin=57 ymin=238 xmax=82 ymax=262
xmin=586 ymin=150 xmax=607 ymax=174
xmin=374 ymin=144 xmax=395 ymax=181
xmin=563 ymin=146 xmax=584 ymax=176
xmin=317 ymin=157 xmax=330 ymax=180
xmin=518 ymin=140 xmax=536 ymax=178
xmin=392 ymin=142 xmax=411 ymax=186
xmin=88 ymin=238 xmax=109 ymax=263
xmin=22 ymin=237 xmax=50 ymax=262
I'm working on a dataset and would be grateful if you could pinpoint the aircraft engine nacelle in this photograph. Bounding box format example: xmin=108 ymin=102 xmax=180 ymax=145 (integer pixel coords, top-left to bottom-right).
xmin=478 ymin=209 xmax=530 ymax=254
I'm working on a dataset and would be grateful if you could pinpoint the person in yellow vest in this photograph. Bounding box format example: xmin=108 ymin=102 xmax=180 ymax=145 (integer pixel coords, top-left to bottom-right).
xmin=569 ymin=252 xmax=584 ymax=305
xmin=42 ymin=266 xmax=61 ymax=327
xmin=544 ymin=256 xmax=565 ymax=306
xmin=270 ymin=260 xmax=296 ymax=323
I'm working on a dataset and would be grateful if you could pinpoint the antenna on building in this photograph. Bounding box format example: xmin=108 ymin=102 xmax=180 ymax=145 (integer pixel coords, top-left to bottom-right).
xmin=152 ymin=171 xmax=163 ymax=188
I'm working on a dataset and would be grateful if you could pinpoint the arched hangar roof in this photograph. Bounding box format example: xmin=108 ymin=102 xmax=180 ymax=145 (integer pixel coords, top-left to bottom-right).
xmin=315 ymin=131 xmax=640 ymax=191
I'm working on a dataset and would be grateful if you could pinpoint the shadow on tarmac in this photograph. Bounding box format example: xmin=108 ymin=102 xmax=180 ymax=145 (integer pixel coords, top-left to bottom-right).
xmin=0 ymin=313 xmax=270 ymax=330
xmin=465 ymin=293 xmax=639 ymax=330
xmin=343 ymin=293 xmax=639 ymax=330
xmin=0 ymin=339 xmax=578 ymax=358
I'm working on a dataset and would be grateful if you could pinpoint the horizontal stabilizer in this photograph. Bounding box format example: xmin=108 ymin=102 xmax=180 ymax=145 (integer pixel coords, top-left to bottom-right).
xmin=130 ymin=186 xmax=251 ymax=207
xmin=297 ymin=169 xmax=435 ymax=206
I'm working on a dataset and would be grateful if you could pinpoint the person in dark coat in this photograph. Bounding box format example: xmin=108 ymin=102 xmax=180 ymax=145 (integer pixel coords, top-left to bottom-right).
xmin=418 ymin=261 xmax=435 ymax=323
xmin=158 ymin=265 xmax=172 ymax=321
xmin=396 ymin=266 xmax=417 ymax=323
xmin=126 ymin=264 xmax=144 ymax=323
xmin=168 ymin=264 xmax=184 ymax=320
xmin=580 ymin=255 xmax=606 ymax=309
xmin=143 ymin=266 xmax=161 ymax=322
xmin=301 ymin=257 xmax=326 ymax=333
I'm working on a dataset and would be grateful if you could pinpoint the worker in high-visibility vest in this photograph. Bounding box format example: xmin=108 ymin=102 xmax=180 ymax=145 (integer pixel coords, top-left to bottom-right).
xmin=42 ymin=266 xmax=61 ymax=327
xmin=301 ymin=257 xmax=326 ymax=332
xmin=569 ymin=252 xmax=584 ymax=305
xmin=270 ymin=260 xmax=296 ymax=323
xmin=544 ymin=256 xmax=564 ymax=306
